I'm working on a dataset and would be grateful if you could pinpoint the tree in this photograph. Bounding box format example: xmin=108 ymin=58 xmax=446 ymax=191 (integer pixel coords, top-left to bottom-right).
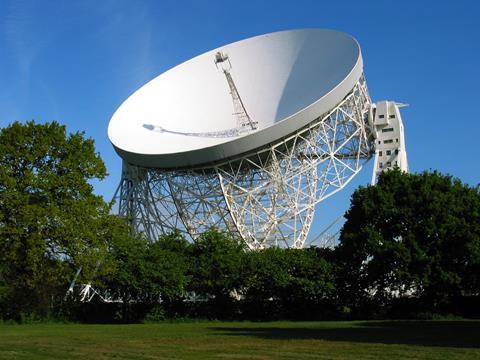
xmin=155 ymin=230 xmax=191 ymax=256
xmin=243 ymin=247 xmax=335 ymax=319
xmin=188 ymin=229 xmax=245 ymax=298
xmin=282 ymin=248 xmax=335 ymax=307
xmin=336 ymin=169 xmax=480 ymax=314
xmin=99 ymin=228 xmax=188 ymax=322
xmin=0 ymin=121 xmax=110 ymax=319
xmin=187 ymin=229 xmax=245 ymax=318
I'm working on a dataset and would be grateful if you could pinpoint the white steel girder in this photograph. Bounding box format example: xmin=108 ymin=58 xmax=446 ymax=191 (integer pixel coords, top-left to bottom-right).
xmin=114 ymin=75 xmax=374 ymax=249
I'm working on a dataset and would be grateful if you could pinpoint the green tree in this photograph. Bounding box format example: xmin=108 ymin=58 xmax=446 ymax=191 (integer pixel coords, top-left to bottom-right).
xmin=101 ymin=228 xmax=189 ymax=321
xmin=188 ymin=229 xmax=246 ymax=299
xmin=243 ymin=247 xmax=290 ymax=303
xmin=0 ymin=121 xmax=110 ymax=319
xmin=282 ymin=248 xmax=335 ymax=306
xmin=155 ymin=230 xmax=191 ymax=256
xmin=336 ymin=169 xmax=480 ymax=313
xmin=187 ymin=229 xmax=245 ymax=317
xmin=243 ymin=247 xmax=335 ymax=319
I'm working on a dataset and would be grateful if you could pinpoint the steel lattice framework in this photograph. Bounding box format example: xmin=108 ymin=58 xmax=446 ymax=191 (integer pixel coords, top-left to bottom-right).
xmin=114 ymin=75 xmax=374 ymax=249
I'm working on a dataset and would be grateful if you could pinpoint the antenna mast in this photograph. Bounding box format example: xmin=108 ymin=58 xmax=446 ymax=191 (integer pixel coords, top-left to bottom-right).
xmin=214 ymin=51 xmax=258 ymax=133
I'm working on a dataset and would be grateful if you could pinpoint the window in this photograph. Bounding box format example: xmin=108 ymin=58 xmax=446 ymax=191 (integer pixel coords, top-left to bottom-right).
xmin=387 ymin=161 xmax=392 ymax=167
xmin=378 ymin=141 xmax=381 ymax=144
xmin=396 ymin=139 xmax=399 ymax=142
xmin=389 ymin=114 xmax=395 ymax=119
xmin=379 ymin=151 xmax=382 ymax=156
xmin=379 ymin=162 xmax=383 ymax=168
xmin=379 ymin=114 xmax=385 ymax=119
xmin=382 ymin=128 xmax=394 ymax=133
xmin=384 ymin=139 xmax=393 ymax=144
xmin=395 ymin=149 xmax=399 ymax=155
xmin=395 ymin=161 xmax=398 ymax=165
xmin=386 ymin=150 xmax=391 ymax=156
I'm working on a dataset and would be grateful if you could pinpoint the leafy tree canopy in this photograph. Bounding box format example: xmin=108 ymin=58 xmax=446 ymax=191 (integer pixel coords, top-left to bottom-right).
xmin=336 ymin=168 xmax=480 ymax=310
xmin=188 ymin=229 xmax=246 ymax=299
xmin=104 ymin=230 xmax=189 ymax=306
xmin=0 ymin=121 xmax=110 ymax=318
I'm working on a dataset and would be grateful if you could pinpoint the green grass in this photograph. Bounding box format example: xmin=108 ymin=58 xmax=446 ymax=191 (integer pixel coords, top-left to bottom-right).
xmin=0 ymin=320 xmax=479 ymax=359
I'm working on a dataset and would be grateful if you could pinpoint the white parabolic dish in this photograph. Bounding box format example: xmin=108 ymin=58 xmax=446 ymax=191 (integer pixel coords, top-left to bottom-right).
xmin=108 ymin=28 xmax=363 ymax=169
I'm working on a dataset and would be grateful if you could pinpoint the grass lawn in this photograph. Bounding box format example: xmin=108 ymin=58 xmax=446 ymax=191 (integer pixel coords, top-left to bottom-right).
xmin=0 ymin=320 xmax=479 ymax=359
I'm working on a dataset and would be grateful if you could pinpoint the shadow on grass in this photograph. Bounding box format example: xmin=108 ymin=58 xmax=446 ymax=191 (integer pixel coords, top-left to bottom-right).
xmin=210 ymin=321 xmax=480 ymax=348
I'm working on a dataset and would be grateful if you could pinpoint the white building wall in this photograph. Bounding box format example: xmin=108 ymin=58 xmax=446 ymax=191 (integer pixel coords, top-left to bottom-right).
xmin=371 ymin=101 xmax=409 ymax=184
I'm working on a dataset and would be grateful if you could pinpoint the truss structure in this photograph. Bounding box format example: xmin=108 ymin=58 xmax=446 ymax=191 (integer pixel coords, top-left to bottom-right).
xmin=114 ymin=75 xmax=374 ymax=249
xmin=215 ymin=51 xmax=258 ymax=134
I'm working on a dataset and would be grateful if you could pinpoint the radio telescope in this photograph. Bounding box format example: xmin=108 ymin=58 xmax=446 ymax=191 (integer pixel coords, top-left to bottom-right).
xmin=108 ymin=29 xmax=408 ymax=249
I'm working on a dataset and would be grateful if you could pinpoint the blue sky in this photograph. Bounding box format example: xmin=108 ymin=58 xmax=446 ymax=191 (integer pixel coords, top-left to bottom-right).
xmin=1 ymin=0 xmax=479 ymax=242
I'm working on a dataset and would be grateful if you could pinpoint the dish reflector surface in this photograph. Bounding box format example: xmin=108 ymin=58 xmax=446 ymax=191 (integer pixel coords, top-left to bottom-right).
xmin=108 ymin=28 xmax=363 ymax=168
